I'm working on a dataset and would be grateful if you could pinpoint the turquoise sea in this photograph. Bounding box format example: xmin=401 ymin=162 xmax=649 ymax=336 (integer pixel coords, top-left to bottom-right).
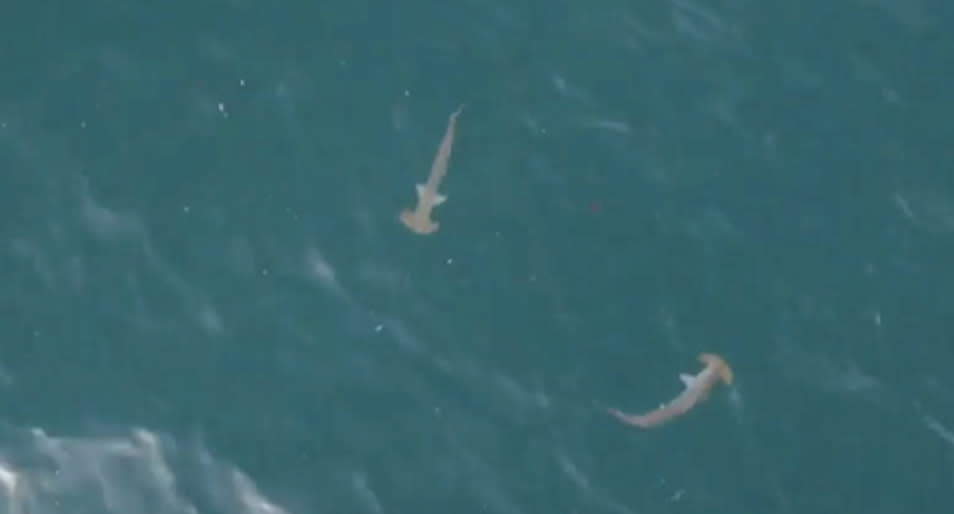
xmin=1 ymin=0 xmax=952 ymax=512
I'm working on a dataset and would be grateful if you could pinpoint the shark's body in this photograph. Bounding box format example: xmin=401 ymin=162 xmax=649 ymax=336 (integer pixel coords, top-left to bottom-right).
xmin=608 ymin=353 xmax=733 ymax=429
xmin=400 ymin=105 xmax=464 ymax=235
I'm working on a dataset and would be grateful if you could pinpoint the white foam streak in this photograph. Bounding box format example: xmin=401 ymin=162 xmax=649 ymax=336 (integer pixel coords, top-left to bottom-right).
xmin=0 ymin=426 xmax=292 ymax=514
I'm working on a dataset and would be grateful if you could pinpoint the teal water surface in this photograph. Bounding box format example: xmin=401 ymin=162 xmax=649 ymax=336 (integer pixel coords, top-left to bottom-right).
xmin=1 ymin=0 xmax=953 ymax=513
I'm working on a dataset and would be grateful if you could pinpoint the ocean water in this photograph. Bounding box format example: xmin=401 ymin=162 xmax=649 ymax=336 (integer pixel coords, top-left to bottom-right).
xmin=1 ymin=0 xmax=952 ymax=513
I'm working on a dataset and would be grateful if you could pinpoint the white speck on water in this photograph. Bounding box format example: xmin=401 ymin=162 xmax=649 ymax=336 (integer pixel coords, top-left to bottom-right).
xmin=218 ymin=102 xmax=228 ymax=118
xmin=239 ymin=79 xmax=246 ymax=87
xmin=446 ymin=258 xmax=453 ymax=264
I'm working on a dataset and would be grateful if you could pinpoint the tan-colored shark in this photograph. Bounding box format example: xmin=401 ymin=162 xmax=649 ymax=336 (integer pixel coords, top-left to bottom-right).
xmin=607 ymin=353 xmax=733 ymax=429
xmin=399 ymin=104 xmax=464 ymax=235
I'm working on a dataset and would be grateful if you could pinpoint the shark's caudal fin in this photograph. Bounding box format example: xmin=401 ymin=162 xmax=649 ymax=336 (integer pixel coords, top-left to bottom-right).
xmin=416 ymin=184 xmax=447 ymax=205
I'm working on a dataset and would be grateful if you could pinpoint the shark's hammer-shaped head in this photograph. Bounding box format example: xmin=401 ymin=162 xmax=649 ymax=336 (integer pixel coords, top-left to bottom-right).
xmin=399 ymin=209 xmax=439 ymax=235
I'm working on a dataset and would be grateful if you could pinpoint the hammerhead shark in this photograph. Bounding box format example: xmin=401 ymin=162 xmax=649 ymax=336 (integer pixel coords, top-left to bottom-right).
xmin=607 ymin=353 xmax=733 ymax=429
xmin=399 ymin=104 xmax=464 ymax=235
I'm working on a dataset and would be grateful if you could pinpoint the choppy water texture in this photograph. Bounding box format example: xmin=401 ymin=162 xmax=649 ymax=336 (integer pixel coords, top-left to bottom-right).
xmin=1 ymin=0 xmax=953 ymax=512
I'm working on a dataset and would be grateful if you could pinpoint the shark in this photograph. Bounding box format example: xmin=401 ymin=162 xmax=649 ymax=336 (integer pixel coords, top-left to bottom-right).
xmin=399 ymin=104 xmax=465 ymax=235
xmin=607 ymin=353 xmax=733 ymax=429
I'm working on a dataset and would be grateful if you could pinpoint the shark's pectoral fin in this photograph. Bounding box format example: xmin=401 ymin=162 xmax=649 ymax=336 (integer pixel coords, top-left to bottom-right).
xmin=679 ymin=373 xmax=696 ymax=389
xmin=414 ymin=185 xmax=447 ymax=205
